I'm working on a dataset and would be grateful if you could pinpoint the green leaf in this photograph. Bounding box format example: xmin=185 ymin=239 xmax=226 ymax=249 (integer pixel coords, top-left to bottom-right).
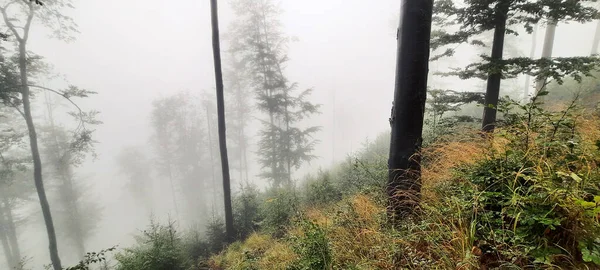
xmin=570 ymin=172 xmax=582 ymax=183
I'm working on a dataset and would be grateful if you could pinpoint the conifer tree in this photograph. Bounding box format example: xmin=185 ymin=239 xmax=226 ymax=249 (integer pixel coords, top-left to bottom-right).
xmin=432 ymin=0 xmax=600 ymax=132
xmin=229 ymin=0 xmax=321 ymax=188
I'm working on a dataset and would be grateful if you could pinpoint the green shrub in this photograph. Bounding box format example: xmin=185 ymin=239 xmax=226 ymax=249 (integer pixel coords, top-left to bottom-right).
xmin=303 ymin=170 xmax=341 ymax=207
xmin=233 ymin=183 xmax=262 ymax=239
xmin=290 ymin=221 xmax=331 ymax=270
xmin=453 ymin=96 xmax=600 ymax=268
xmin=261 ymin=187 xmax=299 ymax=237
xmin=205 ymin=218 xmax=227 ymax=255
xmin=114 ymin=220 xmax=190 ymax=270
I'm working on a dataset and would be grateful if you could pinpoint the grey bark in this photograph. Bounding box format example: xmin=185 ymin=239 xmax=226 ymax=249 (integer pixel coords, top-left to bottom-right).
xmin=592 ymin=19 xmax=600 ymax=56
xmin=534 ymin=20 xmax=557 ymax=95
xmin=523 ymin=23 xmax=538 ymax=101
xmin=11 ymin=4 xmax=63 ymax=268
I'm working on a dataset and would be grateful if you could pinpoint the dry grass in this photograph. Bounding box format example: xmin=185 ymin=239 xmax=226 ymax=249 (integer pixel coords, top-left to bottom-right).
xmin=211 ymin=112 xmax=600 ymax=270
xmin=421 ymin=132 xmax=487 ymax=201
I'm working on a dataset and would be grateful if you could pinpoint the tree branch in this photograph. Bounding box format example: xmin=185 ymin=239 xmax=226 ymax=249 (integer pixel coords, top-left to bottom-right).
xmin=22 ymin=1 xmax=34 ymax=42
xmin=0 ymin=1 xmax=23 ymax=42
xmin=25 ymin=84 xmax=86 ymax=131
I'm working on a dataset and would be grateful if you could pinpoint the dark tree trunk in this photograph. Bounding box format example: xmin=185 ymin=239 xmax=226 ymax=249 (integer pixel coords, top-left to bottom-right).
xmin=481 ymin=0 xmax=509 ymax=132
xmin=387 ymin=0 xmax=434 ymax=218
xmin=210 ymin=0 xmax=234 ymax=243
xmin=535 ymin=20 xmax=557 ymax=95
xmin=19 ymin=42 xmax=63 ymax=270
xmin=592 ymin=19 xmax=600 ymax=56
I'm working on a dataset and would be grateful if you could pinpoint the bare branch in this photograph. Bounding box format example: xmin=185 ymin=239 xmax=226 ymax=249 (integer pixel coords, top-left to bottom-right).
xmin=26 ymin=84 xmax=86 ymax=131
xmin=0 ymin=1 xmax=23 ymax=42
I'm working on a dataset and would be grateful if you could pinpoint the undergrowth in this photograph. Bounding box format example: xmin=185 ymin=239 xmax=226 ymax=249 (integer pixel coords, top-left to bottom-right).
xmin=209 ymin=96 xmax=600 ymax=269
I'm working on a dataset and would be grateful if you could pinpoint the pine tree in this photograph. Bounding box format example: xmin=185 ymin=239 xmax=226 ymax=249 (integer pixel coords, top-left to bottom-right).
xmin=432 ymin=0 xmax=600 ymax=132
xmin=229 ymin=0 xmax=321 ymax=188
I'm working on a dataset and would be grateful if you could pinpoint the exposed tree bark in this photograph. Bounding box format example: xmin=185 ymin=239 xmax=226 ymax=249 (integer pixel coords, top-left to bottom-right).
xmin=4 ymin=2 xmax=63 ymax=268
xmin=523 ymin=23 xmax=538 ymax=101
xmin=534 ymin=20 xmax=557 ymax=95
xmin=387 ymin=0 xmax=434 ymax=218
xmin=481 ymin=0 xmax=510 ymax=132
xmin=210 ymin=0 xmax=234 ymax=243
xmin=592 ymin=19 xmax=600 ymax=56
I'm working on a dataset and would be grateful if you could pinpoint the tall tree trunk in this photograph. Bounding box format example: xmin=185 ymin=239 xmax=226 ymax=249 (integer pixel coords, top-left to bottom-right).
xmin=0 ymin=202 xmax=15 ymax=269
xmin=481 ymin=0 xmax=509 ymax=132
xmin=210 ymin=0 xmax=234 ymax=243
xmin=19 ymin=42 xmax=63 ymax=270
xmin=534 ymin=20 xmax=557 ymax=95
xmin=592 ymin=19 xmax=600 ymax=56
xmin=1 ymin=199 xmax=20 ymax=265
xmin=523 ymin=23 xmax=538 ymax=101
xmin=387 ymin=0 xmax=434 ymax=218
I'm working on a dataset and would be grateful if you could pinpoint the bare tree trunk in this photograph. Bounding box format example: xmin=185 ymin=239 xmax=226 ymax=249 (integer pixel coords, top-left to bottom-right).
xmin=19 ymin=40 xmax=63 ymax=270
xmin=387 ymin=0 xmax=434 ymax=218
xmin=481 ymin=0 xmax=509 ymax=132
xmin=534 ymin=20 xmax=557 ymax=96
xmin=592 ymin=19 xmax=600 ymax=56
xmin=210 ymin=0 xmax=234 ymax=243
xmin=523 ymin=23 xmax=538 ymax=101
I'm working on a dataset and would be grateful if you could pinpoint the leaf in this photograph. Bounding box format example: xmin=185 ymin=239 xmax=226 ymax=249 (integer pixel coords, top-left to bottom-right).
xmin=570 ymin=172 xmax=582 ymax=183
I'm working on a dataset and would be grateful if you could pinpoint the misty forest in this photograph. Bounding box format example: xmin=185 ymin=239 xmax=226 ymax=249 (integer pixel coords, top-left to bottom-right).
xmin=1 ymin=0 xmax=600 ymax=269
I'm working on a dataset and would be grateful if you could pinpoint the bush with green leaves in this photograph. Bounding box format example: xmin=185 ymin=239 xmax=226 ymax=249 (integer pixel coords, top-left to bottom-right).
xmin=261 ymin=187 xmax=299 ymax=237
xmin=303 ymin=170 xmax=342 ymax=207
xmin=449 ymin=94 xmax=600 ymax=268
xmin=233 ymin=183 xmax=262 ymax=240
xmin=289 ymin=221 xmax=331 ymax=270
xmin=114 ymin=220 xmax=191 ymax=270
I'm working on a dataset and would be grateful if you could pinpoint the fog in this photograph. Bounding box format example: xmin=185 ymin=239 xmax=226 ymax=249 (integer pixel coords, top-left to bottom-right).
xmin=0 ymin=0 xmax=598 ymax=268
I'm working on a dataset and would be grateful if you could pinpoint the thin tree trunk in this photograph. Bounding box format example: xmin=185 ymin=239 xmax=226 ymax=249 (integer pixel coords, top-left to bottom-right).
xmin=481 ymin=0 xmax=509 ymax=132
xmin=166 ymin=164 xmax=179 ymax=219
xmin=210 ymin=0 xmax=234 ymax=243
xmin=523 ymin=23 xmax=538 ymax=101
xmin=387 ymin=0 xmax=434 ymax=218
xmin=591 ymin=19 xmax=600 ymax=56
xmin=534 ymin=20 xmax=557 ymax=96
xmin=19 ymin=41 xmax=63 ymax=270
xmin=0 ymin=202 xmax=15 ymax=269
xmin=1 ymin=199 xmax=20 ymax=265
